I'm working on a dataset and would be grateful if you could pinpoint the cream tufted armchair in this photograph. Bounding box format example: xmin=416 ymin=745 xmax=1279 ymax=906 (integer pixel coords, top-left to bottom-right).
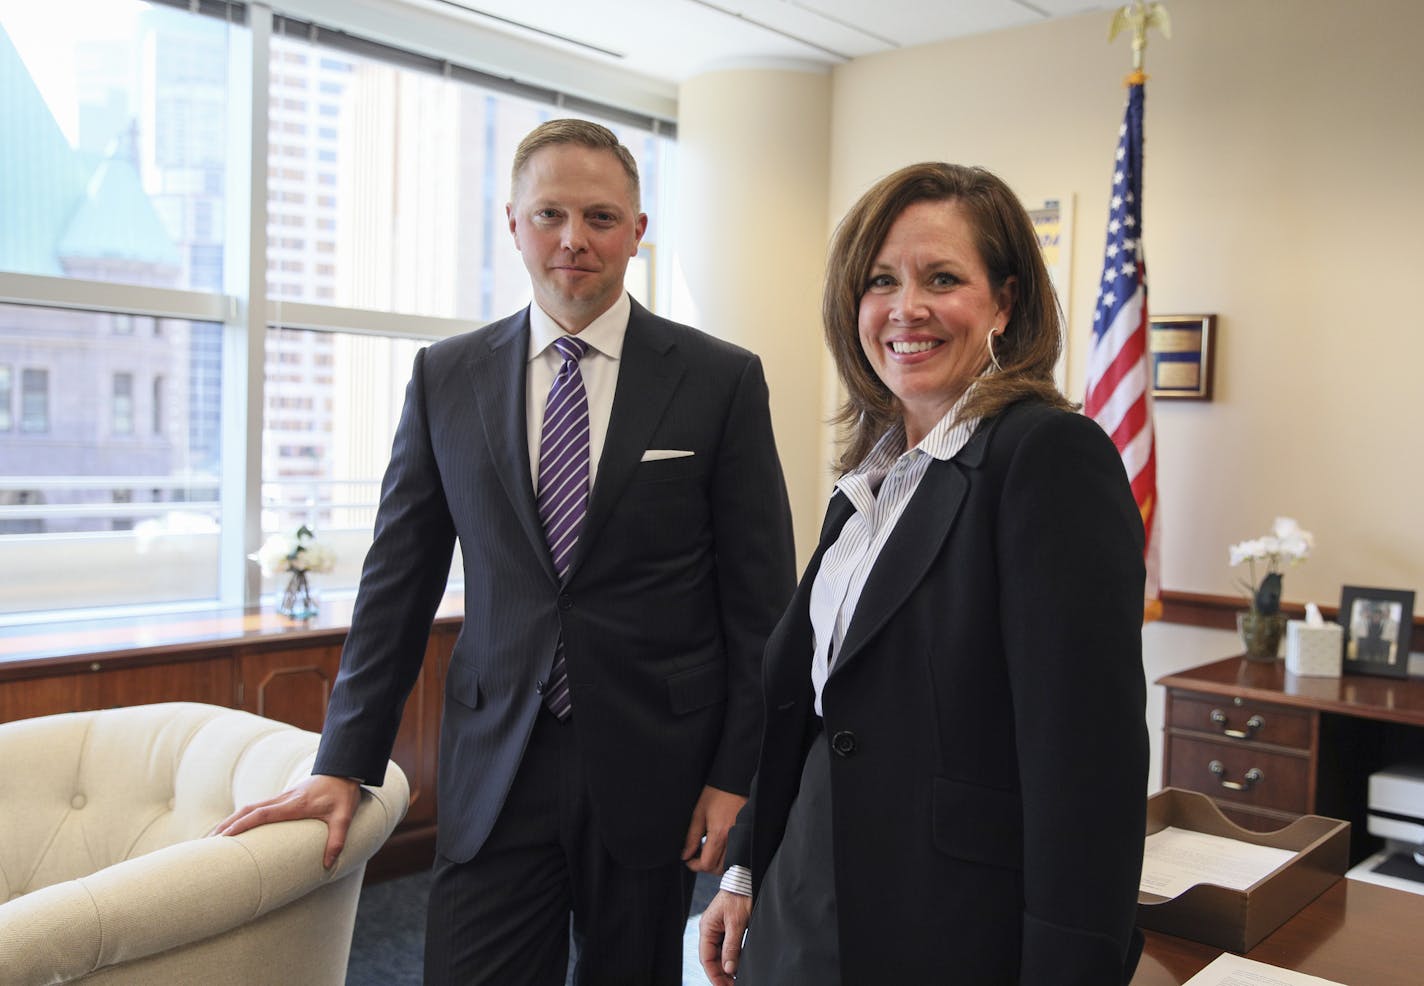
xmin=0 ymin=702 xmax=409 ymax=985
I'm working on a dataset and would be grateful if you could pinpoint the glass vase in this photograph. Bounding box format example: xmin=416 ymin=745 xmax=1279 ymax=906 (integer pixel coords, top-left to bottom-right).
xmin=1238 ymin=609 xmax=1286 ymax=662
xmin=277 ymin=570 xmax=318 ymax=620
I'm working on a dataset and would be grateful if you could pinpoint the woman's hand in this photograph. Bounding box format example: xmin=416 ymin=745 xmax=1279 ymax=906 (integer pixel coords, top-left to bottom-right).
xmin=698 ymin=889 xmax=753 ymax=984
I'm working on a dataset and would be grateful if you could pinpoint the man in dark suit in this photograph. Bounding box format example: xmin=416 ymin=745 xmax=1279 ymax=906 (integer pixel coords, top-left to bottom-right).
xmin=216 ymin=119 xmax=796 ymax=986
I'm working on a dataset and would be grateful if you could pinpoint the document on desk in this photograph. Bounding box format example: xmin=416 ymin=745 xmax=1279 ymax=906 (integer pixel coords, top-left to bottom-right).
xmin=1140 ymin=826 xmax=1296 ymax=898
xmin=1183 ymin=953 xmax=1345 ymax=985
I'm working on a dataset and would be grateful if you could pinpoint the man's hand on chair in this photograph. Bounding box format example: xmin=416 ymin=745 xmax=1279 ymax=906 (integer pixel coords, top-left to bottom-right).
xmin=211 ymin=774 xmax=360 ymax=869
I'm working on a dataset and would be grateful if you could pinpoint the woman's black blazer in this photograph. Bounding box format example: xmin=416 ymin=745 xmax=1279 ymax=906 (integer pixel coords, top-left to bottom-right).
xmin=728 ymin=399 xmax=1149 ymax=986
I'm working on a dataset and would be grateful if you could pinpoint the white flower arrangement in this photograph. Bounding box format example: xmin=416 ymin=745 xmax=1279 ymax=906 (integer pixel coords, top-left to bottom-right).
xmin=1228 ymin=516 xmax=1314 ymax=615
xmin=249 ymin=525 xmax=337 ymax=577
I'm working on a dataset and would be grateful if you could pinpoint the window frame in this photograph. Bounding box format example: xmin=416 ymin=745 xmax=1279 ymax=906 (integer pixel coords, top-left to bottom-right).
xmin=0 ymin=0 xmax=675 ymax=623
xmin=19 ymin=367 xmax=50 ymax=435
xmin=0 ymin=364 xmax=12 ymax=432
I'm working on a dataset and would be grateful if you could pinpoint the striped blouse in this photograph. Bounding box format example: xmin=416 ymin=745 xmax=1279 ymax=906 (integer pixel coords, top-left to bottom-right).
xmin=720 ymin=394 xmax=980 ymax=898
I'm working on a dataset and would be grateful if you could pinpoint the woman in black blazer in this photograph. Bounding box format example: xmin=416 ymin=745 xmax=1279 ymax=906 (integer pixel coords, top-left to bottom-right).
xmin=700 ymin=163 xmax=1148 ymax=986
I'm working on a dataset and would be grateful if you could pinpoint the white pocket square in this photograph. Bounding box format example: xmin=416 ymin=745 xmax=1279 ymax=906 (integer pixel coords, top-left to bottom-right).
xmin=641 ymin=449 xmax=694 ymax=461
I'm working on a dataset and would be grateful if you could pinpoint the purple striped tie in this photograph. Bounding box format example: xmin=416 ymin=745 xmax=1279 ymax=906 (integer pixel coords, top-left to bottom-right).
xmin=536 ymin=336 xmax=589 ymax=719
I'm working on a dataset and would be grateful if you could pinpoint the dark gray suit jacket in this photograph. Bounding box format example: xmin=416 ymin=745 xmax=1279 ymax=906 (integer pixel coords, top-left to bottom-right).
xmin=313 ymin=300 xmax=796 ymax=866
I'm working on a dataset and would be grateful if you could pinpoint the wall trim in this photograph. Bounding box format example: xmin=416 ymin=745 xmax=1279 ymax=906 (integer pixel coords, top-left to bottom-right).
xmin=1160 ymin=589 xmax=1424 ymax=654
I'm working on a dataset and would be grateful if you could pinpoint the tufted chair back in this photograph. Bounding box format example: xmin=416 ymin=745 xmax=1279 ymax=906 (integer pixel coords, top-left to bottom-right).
xmin=1 ymin=703 xmax=323 ymax=899
xmin=0 ymin=702 xmax=409 ymax=985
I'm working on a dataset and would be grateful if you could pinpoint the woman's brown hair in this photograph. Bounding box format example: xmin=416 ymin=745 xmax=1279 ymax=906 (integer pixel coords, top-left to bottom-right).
xmin=824 ymin=162 xmax=1073 ymax=473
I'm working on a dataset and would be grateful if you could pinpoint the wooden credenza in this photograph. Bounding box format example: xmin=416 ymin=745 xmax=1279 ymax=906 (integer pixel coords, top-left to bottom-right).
xmin=1158 ymin=656 xmax=1424 ymax=862
xmin=0 ymin=597 xmax=462 ymax=881
xmin=1133 ymin=878 xmax=1424 ymax=986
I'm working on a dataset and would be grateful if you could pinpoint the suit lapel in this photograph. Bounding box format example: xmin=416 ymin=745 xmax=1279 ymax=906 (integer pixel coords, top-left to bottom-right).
xmin=468 ymin=309 xmax=558 ymax=584
xmin=766 ymin=492 xmax=855 ymax=703
xmin=831 ymin=414 xmax=1001 ymax=676
xmin=566 ymin=302 xmax=684 ymax=581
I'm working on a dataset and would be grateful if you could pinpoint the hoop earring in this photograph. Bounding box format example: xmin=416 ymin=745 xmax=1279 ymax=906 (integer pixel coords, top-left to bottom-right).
xmin=986 ymin=328 xmax=1003 ymax=374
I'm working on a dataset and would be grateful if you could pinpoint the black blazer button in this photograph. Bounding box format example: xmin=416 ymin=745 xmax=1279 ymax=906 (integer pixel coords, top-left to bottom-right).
xmin=535 ymin=680 xmax=546 ymax=694
xmin=831 ymin=730 xmax=857 ymax=757
xmin=558 ymin=594 xmax=573 ymax=611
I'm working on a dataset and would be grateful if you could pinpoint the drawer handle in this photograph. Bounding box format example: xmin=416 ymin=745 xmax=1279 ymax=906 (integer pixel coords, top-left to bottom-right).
xmin=1209 ymin=760 xmax=1264 ymax=791
xmin=1210 ymin=709 xmax=1264 ymax=739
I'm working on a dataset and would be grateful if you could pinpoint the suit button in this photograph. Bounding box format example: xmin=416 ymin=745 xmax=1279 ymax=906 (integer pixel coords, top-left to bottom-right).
xmin=831 ymin=730 xmax=857 ymax=757
xmin=535 ymin=680 xmax=546 ymax=694
xmin=558 ymin=594 xmax=572 ymax=611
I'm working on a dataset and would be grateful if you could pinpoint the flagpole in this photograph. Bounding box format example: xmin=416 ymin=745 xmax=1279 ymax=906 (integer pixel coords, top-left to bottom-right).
xmin=1109 ymin=0 xmax=1171 ymax=81
xmin=1090 ymin=2 xmax=1170 ymax=624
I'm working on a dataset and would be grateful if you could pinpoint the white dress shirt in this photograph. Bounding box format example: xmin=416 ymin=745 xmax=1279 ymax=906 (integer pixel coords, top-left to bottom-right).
xmin=809 ymin=400 xmax=981 ymax=716
xmin=525 ymin=292 xmax=630 ymax=490
xmin=720 ymin=393 xmax=981 ymax=898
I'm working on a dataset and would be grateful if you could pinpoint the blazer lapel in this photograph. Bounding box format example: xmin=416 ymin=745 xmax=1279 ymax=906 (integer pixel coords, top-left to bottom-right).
xmin=469 ymin=309 xmax=557 ymax=584
xmin=565 ymin=303 xmax=684 ymax=581
xmin=832 ymin=414 xmax=1000 ymax=676
xmin=766 ymin=492 xmax=856 ymax=702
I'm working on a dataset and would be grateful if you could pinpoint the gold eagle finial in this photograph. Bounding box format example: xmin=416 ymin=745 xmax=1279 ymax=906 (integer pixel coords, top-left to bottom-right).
xmin=1109 ymin=1 xmax=1172 ymax=80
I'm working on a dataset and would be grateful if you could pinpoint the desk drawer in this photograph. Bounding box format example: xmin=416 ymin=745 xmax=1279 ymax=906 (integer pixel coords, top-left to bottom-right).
xmin=1166 ymin=736 xmax=1310 ymax=813
xmin=1167 ymin=692 xmax=1312 ymax=750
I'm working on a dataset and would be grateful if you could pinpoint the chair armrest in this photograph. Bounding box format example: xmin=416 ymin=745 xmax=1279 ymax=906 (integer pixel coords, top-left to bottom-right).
xmin=0 ymin=760 xmax=408 ymax=985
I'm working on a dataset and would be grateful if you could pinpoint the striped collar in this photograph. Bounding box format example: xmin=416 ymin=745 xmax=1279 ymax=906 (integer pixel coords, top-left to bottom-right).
xmin=836 ymin=392 xmax=982 ymax=499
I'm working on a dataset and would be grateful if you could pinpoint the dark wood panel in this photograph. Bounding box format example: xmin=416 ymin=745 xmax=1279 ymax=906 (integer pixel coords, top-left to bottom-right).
xmin=390 ymin=626 xmax=454 ymax=827
xmin=238 ymin=642 xmax=343 ymax=733
xmin=1165 ymin=735 xmax=1311 ymax=814
xmin=1166 ymin=691 xmax=1314 ymax=750
xmin=0 ymin=674 xmax=85 ymax=721
xmin=0 ymin=659 xmax=234 ymax=721
xmin=363 ymin=823 xmax=436 ymax=884
xmin=1157 ymin=656 xmax=1424 ymax=729
xmin=89 ymin=659 xmax=234 ymax=710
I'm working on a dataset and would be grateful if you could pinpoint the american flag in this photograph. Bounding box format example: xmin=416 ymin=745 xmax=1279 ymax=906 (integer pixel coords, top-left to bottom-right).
xmin=1084 ymin=78 xmax=1161 ymax=615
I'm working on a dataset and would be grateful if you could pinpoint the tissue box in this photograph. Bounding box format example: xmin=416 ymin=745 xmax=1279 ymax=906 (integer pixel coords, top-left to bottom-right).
xmin=1286 ymin=620 xmax=1343 ymax=677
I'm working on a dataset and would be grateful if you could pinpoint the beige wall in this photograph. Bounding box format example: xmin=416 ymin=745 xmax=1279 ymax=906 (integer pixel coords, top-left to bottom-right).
xmin=674 ymin=66 xmax=833 ymax=565
xmin=672 ymin=5 xmax=1424 ymax=783
xmin=820 ymin=0 xmax=1424 ymax=610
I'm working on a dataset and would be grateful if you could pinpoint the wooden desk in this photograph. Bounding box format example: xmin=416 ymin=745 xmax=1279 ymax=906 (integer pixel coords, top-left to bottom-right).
xmin=1134 ymin=878 xmax=1424 ymax=985
xmin=1158 ymin=657 xmax=1424 ymax=861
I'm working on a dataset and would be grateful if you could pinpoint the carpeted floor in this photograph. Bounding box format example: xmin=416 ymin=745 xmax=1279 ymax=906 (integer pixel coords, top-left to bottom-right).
xmin=346 ymin=868 xmax=721 ymax=986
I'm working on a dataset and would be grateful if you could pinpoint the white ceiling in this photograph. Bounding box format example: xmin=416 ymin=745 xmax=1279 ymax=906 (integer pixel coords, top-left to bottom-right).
xmin=404 ymin=0 xmax=1116 ymax=83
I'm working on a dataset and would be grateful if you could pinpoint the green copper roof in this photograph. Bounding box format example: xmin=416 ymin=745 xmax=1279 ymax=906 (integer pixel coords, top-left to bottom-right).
xmin=1 ymin=24 xmax=181 ymax=275
xmin=58 ymin=155 xmax=182 ymax=268
xmin=0 ymin=25 xmax=85 ymax=275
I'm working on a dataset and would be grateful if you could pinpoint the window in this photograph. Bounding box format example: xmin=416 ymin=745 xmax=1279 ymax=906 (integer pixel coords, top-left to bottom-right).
xmin=0 ymin=304 xmax=223 ymax=616
xmin=0 ymin=365 xmax=11 ymax=431
xmin=113 ymin=372 xmax=134 ymax=435
xmin=0 ymin=0 xmax=674 ymax=623
xmin=264 ymin=31 xmax=673 ymax=322
xmin=258 ymin=325 xmax=468 ymax=595
xmin=152 ymin=375 xmax=165 ymax=436
xmin=20 ymin=369 xmax=48 ymax=433
xmin=0 ymin=0 xmax=230 ymax=294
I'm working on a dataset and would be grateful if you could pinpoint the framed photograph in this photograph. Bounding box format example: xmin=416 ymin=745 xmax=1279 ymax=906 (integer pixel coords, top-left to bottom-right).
xmin=1339 ymin=585 xmax=1415 ymax=678
xmin=1149 ymin=314 xmax=1216 ymax=400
